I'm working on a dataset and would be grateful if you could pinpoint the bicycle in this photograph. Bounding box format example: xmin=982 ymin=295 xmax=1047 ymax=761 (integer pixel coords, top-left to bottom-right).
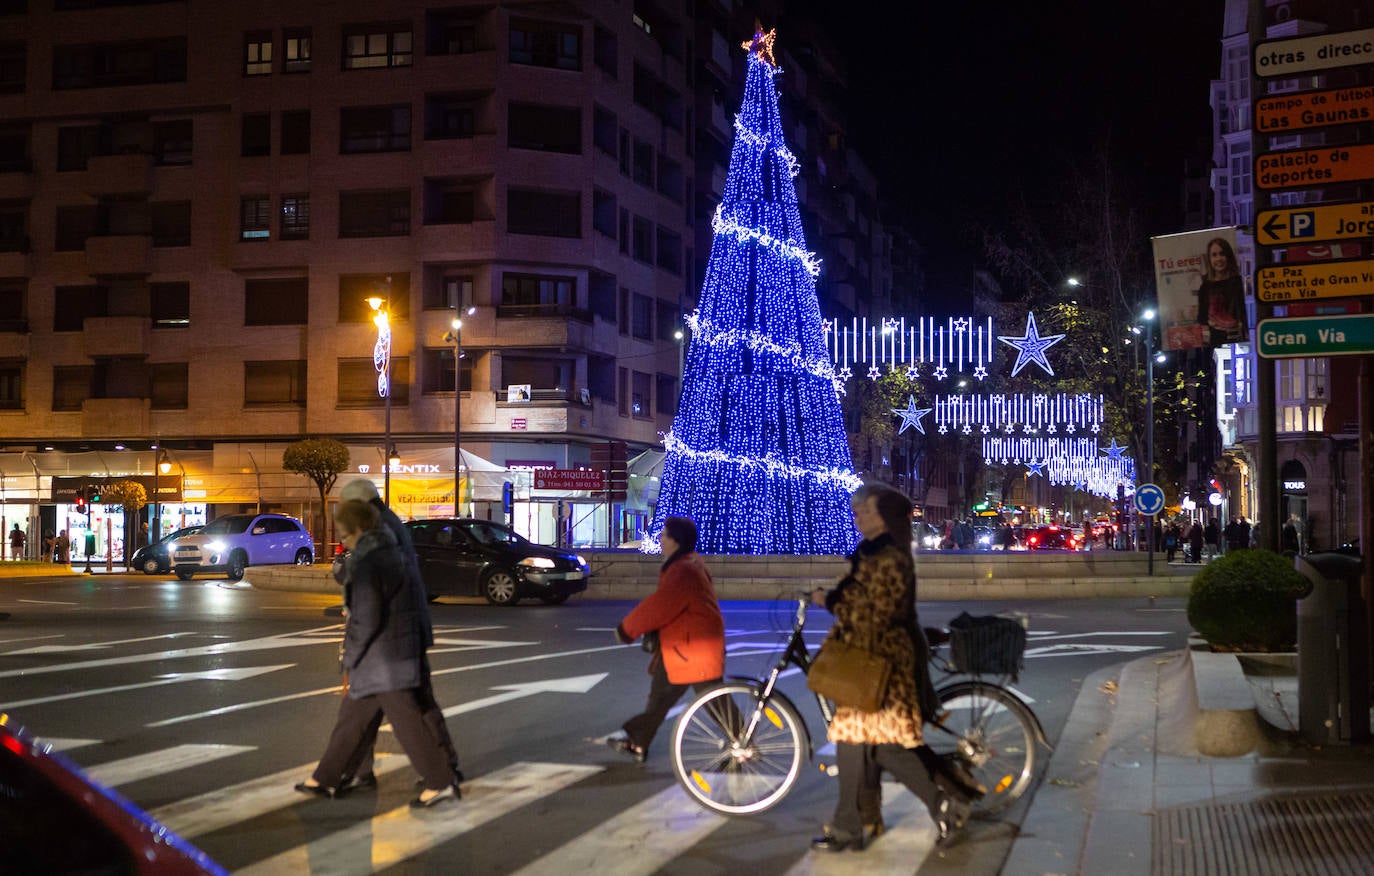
xmin=669 ymin=597 xmax=1050 ymax=817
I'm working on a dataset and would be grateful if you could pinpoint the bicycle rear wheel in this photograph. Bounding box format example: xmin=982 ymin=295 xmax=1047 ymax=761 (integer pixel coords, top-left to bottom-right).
xmin=926 ymin=680 xmax=1038 ymax=817
xmin=670 ymin=682 xmax=806 ymax=816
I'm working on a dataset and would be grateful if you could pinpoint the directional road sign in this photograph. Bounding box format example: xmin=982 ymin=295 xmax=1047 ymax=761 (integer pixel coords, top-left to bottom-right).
xmin=1256 ymin=201 xmax=1374 ymax=246
xmin=1254 ymin=27 xmax=1374 ymax=79
xmin=1134 ymin=483 xmax=1165 ymax=517
xmin=1257 ymin=314 xmax=1374 ymax=359
xmin=1257 ymin=259 xmax=1374 ymax=303
xmin=1256 ymin=86 xmax=1374 ymax=134
xmin=1255 ymin=144 xmax=1374 ymax=191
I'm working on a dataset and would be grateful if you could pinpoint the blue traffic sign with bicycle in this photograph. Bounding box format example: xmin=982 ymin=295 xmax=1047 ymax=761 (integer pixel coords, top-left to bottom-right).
xmin=1134 ymin=483 xmax=1165 ymax=516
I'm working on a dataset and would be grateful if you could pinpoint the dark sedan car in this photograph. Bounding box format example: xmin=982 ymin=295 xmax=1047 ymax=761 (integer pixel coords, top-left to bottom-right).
xmin=1024 ymin=525 xmax=1079 ymax=551
xmin=131 ymin=525 xmax=203 ymax=575
xmin=405 ymin=518 xmax=591 ymax=605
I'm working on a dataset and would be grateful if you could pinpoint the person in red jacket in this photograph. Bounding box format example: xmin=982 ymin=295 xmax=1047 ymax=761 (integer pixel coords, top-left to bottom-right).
xmin=608 ymin=516 xmax=726 ymax=762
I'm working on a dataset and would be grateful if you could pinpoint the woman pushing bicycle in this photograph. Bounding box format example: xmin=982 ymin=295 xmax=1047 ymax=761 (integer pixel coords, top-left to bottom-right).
xmin=809 ymin=483 xmax=979 ymax=853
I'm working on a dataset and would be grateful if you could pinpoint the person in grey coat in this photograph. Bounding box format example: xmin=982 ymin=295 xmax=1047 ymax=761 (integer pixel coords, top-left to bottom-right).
xmin=296 ymin=500 xmax=458 ymax=807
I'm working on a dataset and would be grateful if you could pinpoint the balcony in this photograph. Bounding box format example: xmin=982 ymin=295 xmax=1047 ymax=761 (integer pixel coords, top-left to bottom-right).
xmin=85 ymin=234 xmax=152 ymax=275
xmin=82 ymin=397 xmax=151 ymax=438
xmin=415 ymin=219 xmax=497 ymax=260
xmin=0 ymin=247 xmax=30 ymax=276
xmin=85 ymin=152 xmax=155 ymax=197
xmin=83 ymin=316 xmax=150 ymax=359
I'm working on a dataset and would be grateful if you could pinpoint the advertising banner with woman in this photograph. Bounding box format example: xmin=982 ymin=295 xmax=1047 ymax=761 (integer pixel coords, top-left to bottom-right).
xmin=1152 ymin=227 xmax=1246 ymax=351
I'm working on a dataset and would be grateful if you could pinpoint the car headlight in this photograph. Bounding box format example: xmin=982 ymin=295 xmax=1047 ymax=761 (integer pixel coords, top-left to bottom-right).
xmin=518 ymin=557 xmax=556 ymax=569
xmin=575 ymin=554 xmax=587 ymax=568
xmin=206 ymin=540 xmax=225 ymax=554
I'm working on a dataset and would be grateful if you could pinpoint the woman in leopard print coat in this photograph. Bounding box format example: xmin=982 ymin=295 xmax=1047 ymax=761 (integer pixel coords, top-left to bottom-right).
xmin=810 ymin=484 xmax=971 ymax=853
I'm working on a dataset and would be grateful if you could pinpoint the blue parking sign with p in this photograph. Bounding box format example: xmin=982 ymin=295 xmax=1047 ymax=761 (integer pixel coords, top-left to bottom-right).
xmin=1291 ymin=211 xmax=1314 ymax=238
xmin=1134 ymin=483 xmax=1165 ymax=516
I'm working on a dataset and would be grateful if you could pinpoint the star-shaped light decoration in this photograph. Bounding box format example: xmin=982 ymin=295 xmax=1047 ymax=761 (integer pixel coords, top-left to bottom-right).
xmin=867 ymin=364 xmax=881 ymax=380
xmin=933 ymin=365 xmax=949 ymax=380
xmin=962 ymin=424 xmax=973 ymax=435
xmin=953 ymin=317 xmax=970 ymax=332
xmin=998 ymin=312 xmax=1066 ymax=377
xmin=1004 ymin=422 xmax=1016 ymax=434
xmin=938 ymin=425 xmax=948 ymax=434
xmin=890 ymin=396 xmax=932 ymax=435
xmin=740 ymin=26 xmax=778 ymax=66
xmin=1026 ymin=461 xmax=1046 ymax=478
xmin=1065 ymin=422 xmax=1077 ymax=434
xmin=838 ymin=365 xmax=852 ymax=382
xmin=1101 ymin=437 xmax=1127 ymax=462
xmin=905 ymin=364 xmax=919 ymax=379
xmin=973 ymin=365 xmax=988 ymax=380
xmin=1090 ymin=423 xmax=1101 ymax=434
xmin=980 ymin=424 xmax=991 ymax=434
xmin=1046 ymin=424 xmax=1057 ymax=434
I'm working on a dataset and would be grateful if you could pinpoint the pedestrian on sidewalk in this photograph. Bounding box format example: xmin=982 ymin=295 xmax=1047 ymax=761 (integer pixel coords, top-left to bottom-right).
xmin=42 ymin=529 xmax=54 ymax=562
xmin=1204 ymin=518 xmax=1220 ymax=560
xmin=1164 ymin=522 xmax=1179 ymax=562
xmin=8 ymin=523 xmax=25 ymax=560
xmin=1225 ymin=516 xmax=1250 ymax=554
xmin=1188 ymin=521 xmax=1204 ymax=563
xmin=1281 ymin=515 xmax=1301 ymax=555
xmin=54 ymin=530 xmax=70 ymax=564
xmin=606 ymin=516 xmax=726 ymax=763
xmin=296 ymin=500 xmax=458 ymax=807
xmin=809 ymin=483 xmax=976 ymax=853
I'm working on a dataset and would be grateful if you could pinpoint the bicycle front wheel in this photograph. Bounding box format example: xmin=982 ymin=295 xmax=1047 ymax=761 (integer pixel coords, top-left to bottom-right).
xmin=670 ymin=682 xmax=807 ymax=816
xmin=927 ymin=681 xmax=1038 ymax=817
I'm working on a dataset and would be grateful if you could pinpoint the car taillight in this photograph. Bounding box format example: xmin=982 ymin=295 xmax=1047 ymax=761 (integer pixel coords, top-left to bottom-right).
xmin=333 ymin=544 xmax=345 ymax=556
xmin=1029 ymin=536 xmax=1038 ymax=545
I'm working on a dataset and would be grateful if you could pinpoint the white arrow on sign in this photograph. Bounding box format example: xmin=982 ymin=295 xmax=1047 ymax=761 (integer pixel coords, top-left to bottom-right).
xmin=375 ymin=673 xmax=608 ymax=734
xmin=0 ymin=664 xmax=294 ymax=709
xmin=7 ymin=632 xmax=198 ymax=655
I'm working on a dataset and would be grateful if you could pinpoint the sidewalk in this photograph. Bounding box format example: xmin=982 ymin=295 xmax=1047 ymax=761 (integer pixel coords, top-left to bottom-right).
xmin=1007 ymin=645 xmax=1374 ymax=875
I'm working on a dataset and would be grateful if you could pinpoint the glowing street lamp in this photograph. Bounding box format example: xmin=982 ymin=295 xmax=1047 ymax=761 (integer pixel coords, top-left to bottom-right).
xmin=443 ymin=305 xmax=476 ymax=517
xmin=368 ymin=282 xmax=393 ymax=506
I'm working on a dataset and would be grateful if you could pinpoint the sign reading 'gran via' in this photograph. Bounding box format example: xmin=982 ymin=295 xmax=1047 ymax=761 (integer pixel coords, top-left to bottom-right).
xmin=1257 ymin=314 xmax=1374 ymax=359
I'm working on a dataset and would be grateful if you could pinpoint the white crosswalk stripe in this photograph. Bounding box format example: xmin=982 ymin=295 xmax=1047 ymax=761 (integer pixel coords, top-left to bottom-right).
xmin=234 ymin=762 xmax=603 ymax=876
xmin=783 ymin=782 xmax=934 ymax=874
xmin=84 ymin=743 xmax=256 ymax=787
xmin=511 ymin=784 xmax=728 ymax=876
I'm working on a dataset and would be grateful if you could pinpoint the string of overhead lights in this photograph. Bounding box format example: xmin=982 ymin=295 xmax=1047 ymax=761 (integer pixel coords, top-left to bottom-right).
xmin=933 ymin=392 xmax=1105 ymax=435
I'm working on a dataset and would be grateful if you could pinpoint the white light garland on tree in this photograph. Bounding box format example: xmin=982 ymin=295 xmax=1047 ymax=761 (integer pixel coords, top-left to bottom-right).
xmin=684 ymin=312 xmax=845 ymax=395
xmin=733 ymin=115 xmax=800 ymax=178
xmin=712 ymin=205 xmax=822 ymax=278
xmin=662 ymin=431 xmax=864 ymax=492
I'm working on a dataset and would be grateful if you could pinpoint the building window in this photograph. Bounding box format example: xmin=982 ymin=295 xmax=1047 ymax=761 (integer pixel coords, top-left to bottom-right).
xmin=240 ymin=196 xmax=270 ymax=240
xmin=150 ymin=201 xmax=191 ymax=247
xmin=244 ymin=32 xmax=272 ymax=75
xmin=421 ymin=347 xmax=473 ymax=394
xmin=426 ymin=11 xmax=477 ymax=55
xmin=53 ymin=285 xmax=107 ymax=332
xmin=282 ymin=28 xmax=311 ymax=73
xmin=149 ymin=281 xmax=189 ymax=328
xmin=0 ymin=280 xmax=25 ymax=333
xmin=632 ymin=140 xmax=653 ymax=187
xmin=280 ymin=110 xmax=310 ymax=154
xmin=338 ymin=357 xmax=410 ymax=405
xmin=619 ymin=208 xmax=629 ymax=255
xmin=52 ymin=38 xmax=187 ymax=90
xmin=52 ymin=365 xmax=94 ymax=411
xmin=507 ymin=103 xmax=580 ymax=154
xmin=631 ymin=370 xmax=651 ymax=418
xmin=593 ymin=105 xmax=616 ymax=156
xmin=657 ymin=155 xmax=682 ymax=202
xmin=0 ymin=42 xmax=24 ymax=94
xmin=152 ymin=119 xmax=192 ymax=166
xmin=338 ymin=274 xmax=409 ymax=322
xmin=509 ymin=19 xmax=580 ymax=70
xmin=618 ymin=128 xmax=630 ymax=175
xmin=0 ymin=200 xmax=26 ymax=253
xmin=150 ymin=363 xmax=188 ymax=409
xmin=501 ymin=356 xmax=569 ymax=392
xmin=588 ymin=354 xmax=615 ymax=401
xmin=57 ymin=125 xmax=102 ymax=172
xmin=425 ymin=93 xmax=476 ymax=139
xmin=506 ymin=188 xmax=579 ymax=238
xmin=631 ymin=293 xmax=652 ymax=340
xmin=593 ymin=26 xmax=617 ymax=77
xmin=342 ymin=25 xmax=413 ymax=69
xmin=618 ymin=366 xmax=628 ymax=415
xmin=241 ymin=113 xmax=271 ymax=157
xmin=0 ymin=362 xmax=21 ymax=410
xmin=618 ymin=287 xmax=629 ymax=335
xmin=0 ymin=123 xmax=28 ymax=173
xmin=424 ymin=273 xmax=472 ymax=310
xmin=245 ymin=277 xmax=308 ymax=325
xmin=423 ymin=178 xmax=475 ymax=224
xmin=588 ymin=270 xmax=615 ymax=322
xmin=592 ymin=189 xmax=616 ymax=238
xmin=656 ymin=301 xmax=680 ymax=340
xmin=631 ymin=215 xmax=652 ymax=263
xmin=245 ymin=360 xmax=306 ymax=406
xmin=501 ymin=273 xmax=573 ymax=312
xmin=340 ymin=105 xmax=411 ymax=153
xmin=54 ymin=205 xmax=98 ymax=251
xmin=656 ymin=373 xmax=677 ymax=415
xmin=280 ymin=194 xmax=309 ymax=240
xmin=339 ymin=189 xmax=410 ymax=238
xmin=656 ymin=226 xmax=681 ymax=275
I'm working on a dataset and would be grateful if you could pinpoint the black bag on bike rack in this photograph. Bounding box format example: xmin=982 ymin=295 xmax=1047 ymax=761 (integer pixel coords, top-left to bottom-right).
xmin=947 ymin=613 xmax=1027 ymax=679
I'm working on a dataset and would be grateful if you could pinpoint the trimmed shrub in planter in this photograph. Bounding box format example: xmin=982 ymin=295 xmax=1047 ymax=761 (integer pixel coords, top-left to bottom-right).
xmin=1187 ymin=549 xmax=1311 ymax=651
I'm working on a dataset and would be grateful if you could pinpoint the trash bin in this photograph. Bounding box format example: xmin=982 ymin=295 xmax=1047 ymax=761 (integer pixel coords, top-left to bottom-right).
xmin=1295 ymin=552 xmax=1370 ymax=745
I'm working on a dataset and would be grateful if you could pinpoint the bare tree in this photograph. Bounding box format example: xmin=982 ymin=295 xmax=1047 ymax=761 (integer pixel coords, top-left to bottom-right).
xmin=282 ymin=438 xmax=350 ymax=548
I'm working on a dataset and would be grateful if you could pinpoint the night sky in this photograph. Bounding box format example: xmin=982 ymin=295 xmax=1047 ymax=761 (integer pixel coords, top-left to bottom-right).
xmin=784 ymin=1 xmax=1225 ymax=288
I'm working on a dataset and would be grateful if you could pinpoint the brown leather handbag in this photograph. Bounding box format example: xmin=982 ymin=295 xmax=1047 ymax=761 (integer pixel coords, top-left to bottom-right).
xmin=806 ymin=636 xmax=892 ymax=713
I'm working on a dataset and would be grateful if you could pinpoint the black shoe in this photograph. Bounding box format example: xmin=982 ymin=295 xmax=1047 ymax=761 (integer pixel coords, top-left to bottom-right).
xmin=934 ymin=791 xmax=972 ymax=848
xmin=293 ymin=781 xmax=335 ymax=799
xmin=416 ymin=768 xmax=465 ymax=789
xmin=938 ymin=757 xmax=987 ymax=800
xmin=606 ymin=737 xmax=646 ymax=763
xmin=410 ymin=784 xmax=460 ymax=809
xmin=811 ymin=831 xmax=865 ymax=852
xmin=339 ymin=773 xmax=377 ymax=793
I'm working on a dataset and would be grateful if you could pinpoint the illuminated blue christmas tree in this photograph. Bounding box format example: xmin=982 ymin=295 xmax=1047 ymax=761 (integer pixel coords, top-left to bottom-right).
xmin=647 ymin=29 xmax=860 ymax=555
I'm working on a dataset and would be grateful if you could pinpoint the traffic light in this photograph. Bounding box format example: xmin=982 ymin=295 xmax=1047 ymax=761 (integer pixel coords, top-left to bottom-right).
xmin=73 ymin=488 xmax=86 ymax=510
xmin=88 ymin=485 xmax=101 ymax=503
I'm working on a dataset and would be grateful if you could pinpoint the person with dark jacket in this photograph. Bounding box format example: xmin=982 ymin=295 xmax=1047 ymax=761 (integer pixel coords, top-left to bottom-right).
xmin=332 ymin=478 xmax=460 ymax=793
xmin=607 ymin=516 xmax=726 ymax=762
xmin=1204 ymin=518 xmax=1220 ymax=560
xmin=1188 ymin=521 xmax=1204 ymax=563
xmin=296 ymin=500 xmax=457 ymax=806
xmin=809 ymin=484 xmax=977 ymax=853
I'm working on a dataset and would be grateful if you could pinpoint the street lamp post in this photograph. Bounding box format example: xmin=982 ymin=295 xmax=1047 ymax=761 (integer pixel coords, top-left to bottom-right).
xmin=444 ymin=305 xmax=476 ymax=518
xmin=152 ymin=447 xmax=170 ymax=542
xmin=368 ymin=279 xmax=393 ymax=507
xmin=1141 ymin=308 xmax=1164 ymax=576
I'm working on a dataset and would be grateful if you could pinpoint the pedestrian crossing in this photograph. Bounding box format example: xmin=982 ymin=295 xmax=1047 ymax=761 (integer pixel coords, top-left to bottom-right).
xmin=48 ymin=736 xmax=943 ymax=874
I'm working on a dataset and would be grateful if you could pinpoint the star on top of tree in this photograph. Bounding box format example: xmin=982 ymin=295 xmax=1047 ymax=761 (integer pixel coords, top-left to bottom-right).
xmin=741 ymin=25 xmax=778 ymax=66
xmin=998 ymin=311 xmax=1066 ymax=377
xmin=891 ymin=396 xmax=932 ymax=435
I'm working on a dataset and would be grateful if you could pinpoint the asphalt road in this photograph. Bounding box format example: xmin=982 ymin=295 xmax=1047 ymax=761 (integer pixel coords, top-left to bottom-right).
xmin=0 ymin=573 xmax=1192 ymax=874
